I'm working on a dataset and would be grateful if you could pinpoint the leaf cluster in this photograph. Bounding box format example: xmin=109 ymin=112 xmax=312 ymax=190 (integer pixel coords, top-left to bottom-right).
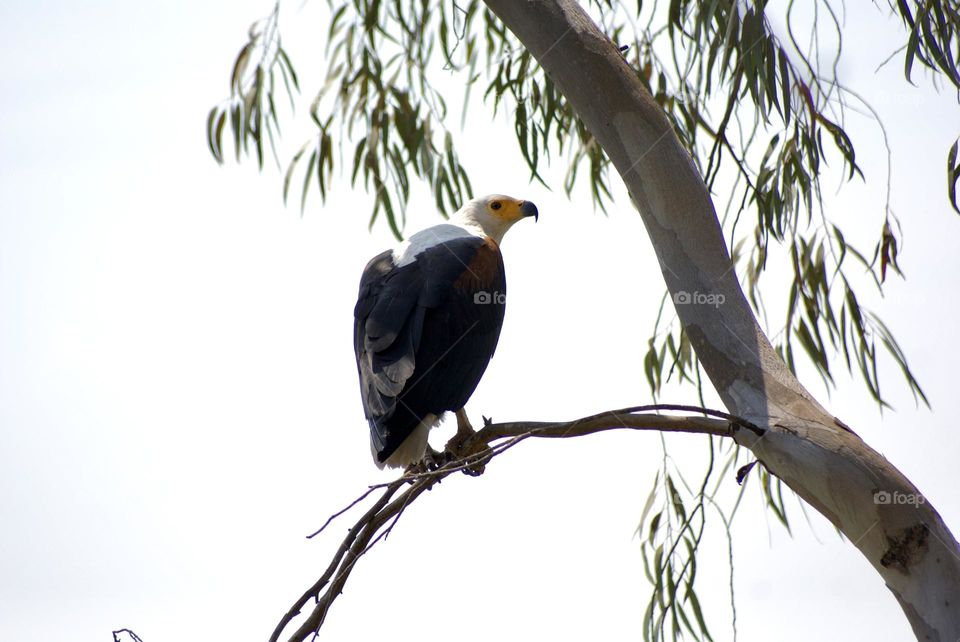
xmin=629 ymin=0 xmax=932 ymax=410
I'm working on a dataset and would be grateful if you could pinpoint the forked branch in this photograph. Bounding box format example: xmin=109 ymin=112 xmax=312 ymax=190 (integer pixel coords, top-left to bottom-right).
xmin=270 ymin=405 xmax=762 ymax=642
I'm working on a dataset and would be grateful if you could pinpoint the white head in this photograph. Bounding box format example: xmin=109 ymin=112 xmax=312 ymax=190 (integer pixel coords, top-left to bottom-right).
xmin=452 ymin=194 xmax=539 ymax=244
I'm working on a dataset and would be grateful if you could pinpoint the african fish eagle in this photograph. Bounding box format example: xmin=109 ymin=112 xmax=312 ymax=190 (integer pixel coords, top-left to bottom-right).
xmin=353 ymin=194 xmax=539 ymax=469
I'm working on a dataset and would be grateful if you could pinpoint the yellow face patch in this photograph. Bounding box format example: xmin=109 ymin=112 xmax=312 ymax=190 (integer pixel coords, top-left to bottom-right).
xmin=487 ymin=197 xmax=536 ymax=222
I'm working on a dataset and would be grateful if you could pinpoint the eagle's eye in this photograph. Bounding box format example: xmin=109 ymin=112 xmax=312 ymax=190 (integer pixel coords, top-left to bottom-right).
xmin=490 ymin=201 xmax=502 ymax=211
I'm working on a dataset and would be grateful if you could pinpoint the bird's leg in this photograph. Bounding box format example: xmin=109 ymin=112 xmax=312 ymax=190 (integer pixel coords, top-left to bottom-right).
xmin=444 ymin=408 xmax=488 ymax=476
xmin=444 ymin=408 xmax=475 ymax=455
xmin=454 ymin=408 xmax=474 ymax=440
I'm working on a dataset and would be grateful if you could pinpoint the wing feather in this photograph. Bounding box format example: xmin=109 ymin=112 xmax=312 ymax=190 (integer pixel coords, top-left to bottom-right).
xmin=353 ymin=236 xmax=500 ymax=463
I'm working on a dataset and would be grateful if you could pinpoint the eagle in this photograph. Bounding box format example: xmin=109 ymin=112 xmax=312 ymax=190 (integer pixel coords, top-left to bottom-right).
xmin=353 ymin=194 xmax=539 ymax=469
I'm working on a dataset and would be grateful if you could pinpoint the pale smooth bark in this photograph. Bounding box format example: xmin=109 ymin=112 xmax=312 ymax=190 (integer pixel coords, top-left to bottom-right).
xmin=482 ymin=1 xmax=960 ymax=638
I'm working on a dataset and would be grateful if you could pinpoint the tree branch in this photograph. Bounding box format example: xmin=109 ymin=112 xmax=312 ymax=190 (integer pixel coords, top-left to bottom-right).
xmin=270 ymin=406 xmax=754 ymax=642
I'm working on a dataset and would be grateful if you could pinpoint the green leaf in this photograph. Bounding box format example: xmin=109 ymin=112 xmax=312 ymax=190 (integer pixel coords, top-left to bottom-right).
xmin=206 ymin=108 xmax=225 ymax=164
xmin=949 ymin=138 xmax=960 ymax=215
xmin=277 ymin=46 xmax=300 ymax=92
xmin=283 ymin=141 xmax=310 ymax=205
xmin=904 ymin=22 xmax=920 ymax=85
xmin=300 ymin=148 xmax=317 ymax=212
xmin=231 ymin=42 xmax=253 ymax=93
xmin=636 ymin=471 xmax=660 ymax=538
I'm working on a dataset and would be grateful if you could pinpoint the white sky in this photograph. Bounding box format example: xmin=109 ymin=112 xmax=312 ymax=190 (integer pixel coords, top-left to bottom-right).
xmin=1 ymin=1 xmax=958 ymax=641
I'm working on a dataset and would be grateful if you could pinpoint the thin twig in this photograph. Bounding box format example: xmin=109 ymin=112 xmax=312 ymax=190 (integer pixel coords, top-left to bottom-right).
xmin=269 ymin=480 xmax=407 ymax=642
xmin=307 ymin=485 xmax=382 ymax=538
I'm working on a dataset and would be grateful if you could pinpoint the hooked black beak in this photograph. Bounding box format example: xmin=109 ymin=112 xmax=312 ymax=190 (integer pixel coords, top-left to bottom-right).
xmin=520 ymin=200 xmax=539 ymax=222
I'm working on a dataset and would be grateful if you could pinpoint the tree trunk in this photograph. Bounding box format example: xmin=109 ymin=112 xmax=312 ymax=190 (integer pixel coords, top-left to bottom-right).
xmin=481 ymin=1 xmax=960 ymax=638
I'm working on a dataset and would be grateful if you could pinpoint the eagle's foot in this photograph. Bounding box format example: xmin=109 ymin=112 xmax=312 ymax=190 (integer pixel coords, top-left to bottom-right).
xmin=403 ymin=446 xmax=449 ymax=478
xmin=422 ymin=445 xmax=450 ymax=471
xmin=460 ymin=453 xmax=488 ymax=477
xmin=445 ymin=441 xmax=489 ymax=476
xmin=403 ymin=461 xmax=427 ymax=477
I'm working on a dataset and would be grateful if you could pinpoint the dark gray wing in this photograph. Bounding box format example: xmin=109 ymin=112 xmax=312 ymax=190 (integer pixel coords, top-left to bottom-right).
xmin=353 ymin=238 xmax=489 ymax=460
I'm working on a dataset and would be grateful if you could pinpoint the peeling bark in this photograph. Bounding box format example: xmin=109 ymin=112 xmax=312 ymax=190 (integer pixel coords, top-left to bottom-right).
xmin=481 ymin=1 xmax=960 ymax=638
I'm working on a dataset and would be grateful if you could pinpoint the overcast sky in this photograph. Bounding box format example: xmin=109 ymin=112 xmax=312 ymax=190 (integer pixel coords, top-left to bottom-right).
xmin=2 ymin=2 xmax=959 ymax=641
